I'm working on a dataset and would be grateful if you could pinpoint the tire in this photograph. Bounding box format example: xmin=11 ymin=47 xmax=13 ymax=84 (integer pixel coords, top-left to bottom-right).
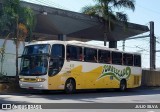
xmin=120 ymin=80 xmax=127 ymax=91
xmin=65 ymin=79 xmax=76 ymax=94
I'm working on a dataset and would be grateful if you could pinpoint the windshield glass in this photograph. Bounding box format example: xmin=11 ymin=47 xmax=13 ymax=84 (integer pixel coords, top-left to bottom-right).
xmin=20 ymin=55 xmax=48 ymax=76
xmin=23 ymin=44 xmax=50 ymax=55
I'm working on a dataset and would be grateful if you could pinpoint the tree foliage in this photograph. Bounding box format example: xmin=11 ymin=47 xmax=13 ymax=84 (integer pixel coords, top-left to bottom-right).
xmin=0 ymin=0 xmax=35 ymax=77
xmin=0 ymin=0 xmax=35 ymax=44
xmin=81 ymin=0 xmax=135 ymax=30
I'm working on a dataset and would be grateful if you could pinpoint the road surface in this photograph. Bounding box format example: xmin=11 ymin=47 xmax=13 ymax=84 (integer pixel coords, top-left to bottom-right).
xmin=0 ymin=87 xmax=160 ymax=112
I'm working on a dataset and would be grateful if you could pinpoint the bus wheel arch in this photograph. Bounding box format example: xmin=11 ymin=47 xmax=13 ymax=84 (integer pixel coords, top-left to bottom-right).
xmin=120 ymin=79 xmax=127 ymax=91
xmin=64 ymin=78 xmax=76 ymax=94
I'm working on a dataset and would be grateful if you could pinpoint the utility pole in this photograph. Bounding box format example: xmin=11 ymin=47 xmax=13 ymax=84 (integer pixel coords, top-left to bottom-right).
xmin=122 ymin=40 xmax=125 ymax=51
xmin=150 ymin=21 xmax=156 ymax=70
xmin=104 ymin=32 xmax=107 ymax=46
xmin=126 ymin=21 xmax=156 ymax=70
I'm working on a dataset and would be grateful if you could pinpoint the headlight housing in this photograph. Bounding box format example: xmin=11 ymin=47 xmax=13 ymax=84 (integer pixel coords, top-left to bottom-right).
xmin=19 ymin=78 xmax=25 ymax=82
xmin=36 ymin=78 xmax=46 ymax=82
xmin=19 ymin=78 xmax=46 ymax=82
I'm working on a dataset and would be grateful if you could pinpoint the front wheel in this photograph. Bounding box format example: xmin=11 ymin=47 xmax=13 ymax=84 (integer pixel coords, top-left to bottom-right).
xmin=65 ymin=79 xmax=76 ymax=94
xmin=120 ymin=80 xmax=127 ymax=91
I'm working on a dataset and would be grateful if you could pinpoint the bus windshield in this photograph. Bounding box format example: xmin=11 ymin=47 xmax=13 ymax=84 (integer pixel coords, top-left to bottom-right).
xmin=23 ymin=44 xmax=50 ymax=55
xmin=20 ymin=55 xmax=48 ymax=76
xmin=20 ymin=44 xmax=50 ymax=76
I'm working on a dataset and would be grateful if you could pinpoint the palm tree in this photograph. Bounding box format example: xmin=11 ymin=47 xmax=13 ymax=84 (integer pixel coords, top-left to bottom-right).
xmin=81 ymin=0 xmax=135 ymax=46
xmin=0 ymin=0 xmax=35 ymax=78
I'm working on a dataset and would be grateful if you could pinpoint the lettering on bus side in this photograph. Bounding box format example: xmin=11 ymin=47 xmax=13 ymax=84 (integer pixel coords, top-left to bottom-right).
xmin=97 ymin=65 xmax=131 ymax=81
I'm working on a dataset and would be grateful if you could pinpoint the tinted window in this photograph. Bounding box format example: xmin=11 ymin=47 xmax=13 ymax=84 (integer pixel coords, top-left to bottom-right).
xmin=134 ymin=55 xmax=141 ymax=67
xmin=23 ymin=44 xmax=50 ymax=55
xmin=20 ymin=55 xmax=48 ymax=76
xmin=123 ymin=53 xmax=133 ymax=66
xmin=98 ymin=50 xmax=111 ymax=64
xmin=112 ymin=52 xmax=122 ymax=65
xmin=84 ymin=48 xmax=97 ymax=62
xmin=49 ymin=44 xmax=65 ymax=76
xmin=67 ymin=45 xmax=82 ymax=61
xmin=51 ymin=44 xmax=64 ymax=58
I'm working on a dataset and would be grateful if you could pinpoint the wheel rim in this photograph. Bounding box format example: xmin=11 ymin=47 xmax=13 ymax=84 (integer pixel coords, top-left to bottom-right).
xmin=66 ymin=80 xmax=73 ymax=92
xmin=120 ymin=82 xmax=126 ymax=91
xmin=121 ymin=84 xmax=125 ymax=90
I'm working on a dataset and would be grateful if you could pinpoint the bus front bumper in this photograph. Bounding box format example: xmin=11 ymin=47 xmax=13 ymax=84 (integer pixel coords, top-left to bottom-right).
xmin=19 ymin=82 xmax=48 ymax=90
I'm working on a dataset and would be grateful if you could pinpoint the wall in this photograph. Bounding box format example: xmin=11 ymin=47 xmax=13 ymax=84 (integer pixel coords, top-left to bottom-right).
xmin=142 ymin=69 xmax=160 ymax=86
xmin=0 ymin=39 xmax=25 ymax=76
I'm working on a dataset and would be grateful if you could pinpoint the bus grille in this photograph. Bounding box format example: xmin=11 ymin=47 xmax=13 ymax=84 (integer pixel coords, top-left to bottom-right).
xmin=134 ymin=76 xmax=139 ymax=85
xmin=23 ymin=78 xmax=36 ymax=82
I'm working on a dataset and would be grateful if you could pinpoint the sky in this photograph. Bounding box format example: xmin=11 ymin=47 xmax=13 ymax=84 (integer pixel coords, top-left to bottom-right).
xmin=22 ymin=0 xmax=160 ymax=68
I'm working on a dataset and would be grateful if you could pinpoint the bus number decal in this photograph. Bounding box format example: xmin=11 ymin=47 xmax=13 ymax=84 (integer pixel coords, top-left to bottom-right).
xmin=70 ymin=64 xmax=74 ymax=68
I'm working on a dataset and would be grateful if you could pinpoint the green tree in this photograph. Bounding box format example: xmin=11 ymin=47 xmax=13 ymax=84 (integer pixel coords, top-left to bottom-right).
xmin=0 ymin=0 xmax=35 ymax=78
xmin=81 ymin=0 xmax=135 ymax=46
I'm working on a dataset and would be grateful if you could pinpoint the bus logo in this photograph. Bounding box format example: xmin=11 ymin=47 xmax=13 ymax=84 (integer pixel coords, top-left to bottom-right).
xmin=97 ymin=65 xmax=131 ymax=81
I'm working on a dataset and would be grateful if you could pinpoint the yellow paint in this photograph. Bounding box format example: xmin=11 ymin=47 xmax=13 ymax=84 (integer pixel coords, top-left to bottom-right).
xmin=48 ymin=65 xmax=141 ymax=90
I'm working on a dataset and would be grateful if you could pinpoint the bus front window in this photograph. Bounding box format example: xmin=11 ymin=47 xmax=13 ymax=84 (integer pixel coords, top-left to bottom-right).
xmin=23 ymin=44 xmax=49 ymax=55
xmin=20 ymin=44 xmax=50 ymax=76
xmin=20 ymin=56 xmax=48 ymax=75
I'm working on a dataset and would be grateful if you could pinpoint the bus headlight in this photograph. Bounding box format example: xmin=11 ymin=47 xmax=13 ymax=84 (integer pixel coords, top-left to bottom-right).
xmin=36 ymin=78 xmax=46 ymax=82
xmin=20 ymin=78 xmax=25 ymax=82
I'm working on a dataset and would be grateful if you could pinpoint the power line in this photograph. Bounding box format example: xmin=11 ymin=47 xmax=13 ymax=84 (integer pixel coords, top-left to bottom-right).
xmin=135 ymin=46 xmax=149 ymax=52
xmin=137 ymin=4 xmax=160 ymax=15
xmin=24 ymin=0 xmax=98 ymax=25
xmin=34 ymin=0 xmax=68 ymax=10
xmin=118 ymin=46 xmax=137 ymax=49
xmin=35 ymin=0 xmax=58 ymax=7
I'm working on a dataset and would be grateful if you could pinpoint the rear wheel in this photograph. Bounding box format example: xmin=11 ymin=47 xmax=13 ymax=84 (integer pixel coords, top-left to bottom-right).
xmin=120 ymin=80 xmax=127 ymax=91
xmin=65 ymin=79 xmax=76 ymax=94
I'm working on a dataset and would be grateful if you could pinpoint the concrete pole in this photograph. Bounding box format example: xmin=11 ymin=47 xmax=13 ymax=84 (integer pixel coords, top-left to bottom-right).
xmin=109 ymin=41 xmax=117 ymax=48
xmin=122 ymin=40 xmax=125 ymax=51
xmin=150 ymin=21 xmax=156 ymax=70
xmin=58 ymin=34 xmax=66 ymax=41
xmin=104 ymin=32 xmax=107 ymax=46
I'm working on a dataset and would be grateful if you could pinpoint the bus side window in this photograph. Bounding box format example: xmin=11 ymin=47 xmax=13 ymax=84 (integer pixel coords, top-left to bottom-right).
xmin=106 ymin=56 xmax=111 ymax=64
xmin=79 ymin=48 xmax=83 ymax=61
xmin=67 ymin=45 xmax=83 ymax=61
xmin=98 ymin=50 xmax=111 ymax=64
xmin=123 ymin=53 xmax=133 ymax=66
xmin=112 ymin=52 xmax=122 ymax=65
xmin=77 ymin=47 xmax=83 ymax=61
xmin=134 ymin=55 xmax=141 ymax=67
xmin=84 ymin=48 xmax=97 ymax=62
xmin=66 ymin=50 xmax=70 ymax=60
xmin=98 ymin=50 xmax=103 ymax=63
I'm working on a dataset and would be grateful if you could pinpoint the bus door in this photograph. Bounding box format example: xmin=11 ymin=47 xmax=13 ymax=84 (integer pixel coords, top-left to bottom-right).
xmin=48 ymin=44 xmax=65 ymax=89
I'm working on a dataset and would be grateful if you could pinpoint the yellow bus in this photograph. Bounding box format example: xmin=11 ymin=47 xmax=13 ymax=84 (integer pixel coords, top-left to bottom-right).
xmin=19 ymin=40 xmax=142 ymax=93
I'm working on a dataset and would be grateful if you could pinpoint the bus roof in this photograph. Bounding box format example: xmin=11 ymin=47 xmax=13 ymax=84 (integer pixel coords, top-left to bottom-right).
xmin=27 ymin=40 xmax=141 ymax=55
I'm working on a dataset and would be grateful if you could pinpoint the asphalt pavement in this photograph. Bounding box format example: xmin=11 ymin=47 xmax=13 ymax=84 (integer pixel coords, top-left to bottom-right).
xmin=0 ymin=87 xmax=160 ymax=112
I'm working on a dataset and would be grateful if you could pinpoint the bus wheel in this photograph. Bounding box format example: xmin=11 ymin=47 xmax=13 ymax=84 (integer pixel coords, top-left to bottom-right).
xmin=120 ymin=80 xmax=127 ymax=91
xmin=65 ymin=79 xmax=76 ymax=94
